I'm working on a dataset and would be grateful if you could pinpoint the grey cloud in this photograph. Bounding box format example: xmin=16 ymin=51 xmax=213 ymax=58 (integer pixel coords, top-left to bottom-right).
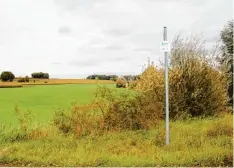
xmin=104 ymin=28 xmax=132 ymax=37
xmin=52 ymin=62 xmax=62 ymax=65
xmin=67 ymin=59 xmax=100 ymax=67
xmin=147 ymin=0 xmax=204 ymax=6
xmin=68 ymin=55 xmax=127 ymax=67
xmin=68 ymin=60 xmax=101 ymax=67
xmin=129 ymin=33 xmax=160 ymax=48
xmin=58 ymin=27 xmax=72 ymax=34
xmin=133 ymin=47 xmax=153 ymax=52
xmin=104 ymin=44 xmax=125 ymax=50
xmin=54 ymin=0 xmax=106 ymax=10
xmin=205 ymin=35 xmax=220 ymax=43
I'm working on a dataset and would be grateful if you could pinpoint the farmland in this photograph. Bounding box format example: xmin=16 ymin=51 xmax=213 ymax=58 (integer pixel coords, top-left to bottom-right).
xmin=0 ymin=83 xmax=115 ymax=125
xmin=0 ymin=78 xmax=114 ymax=87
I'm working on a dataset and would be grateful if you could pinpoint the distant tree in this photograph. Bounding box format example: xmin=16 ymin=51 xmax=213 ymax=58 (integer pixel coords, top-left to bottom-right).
xmin=31 ymin=72 xmax=50 ymax=79
xmin=86 ymin=74 xmax=118 ymax=80
xmin=109 ymin=75 xmax=118 ymax=81
xmin=220 ymin=20 xmax=233 ymax=106
xmin=43 ymin=73 xmax=49 ymax=79
xmin=0 ymin=71 xmax=15 ymax=82
xmin=123 ymin=75 xmax=138 ymax=81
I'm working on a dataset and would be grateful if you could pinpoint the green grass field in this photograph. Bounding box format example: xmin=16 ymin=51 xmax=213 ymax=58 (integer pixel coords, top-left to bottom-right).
xmin=0 ymin=84 xmax=114 ymax=125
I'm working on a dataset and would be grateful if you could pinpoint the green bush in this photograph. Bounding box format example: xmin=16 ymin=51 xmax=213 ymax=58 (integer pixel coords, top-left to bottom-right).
xmin=0 ymin=71 xmax=15 ymax=82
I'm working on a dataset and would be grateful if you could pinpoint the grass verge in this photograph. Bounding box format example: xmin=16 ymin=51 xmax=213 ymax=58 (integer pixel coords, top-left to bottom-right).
xmin=0 ymin=114 xmax=232 ymax=167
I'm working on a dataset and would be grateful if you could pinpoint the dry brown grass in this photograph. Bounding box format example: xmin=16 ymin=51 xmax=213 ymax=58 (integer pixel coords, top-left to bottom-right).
xmin=0 ymin=79 xmax=114 ymax=86
xmin=0 ymin=82 xmax=22 ymax=88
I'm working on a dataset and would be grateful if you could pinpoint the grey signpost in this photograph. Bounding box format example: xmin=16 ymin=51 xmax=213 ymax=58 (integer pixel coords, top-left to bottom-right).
xmin=162 ymin=26 xmax=169 ymax=145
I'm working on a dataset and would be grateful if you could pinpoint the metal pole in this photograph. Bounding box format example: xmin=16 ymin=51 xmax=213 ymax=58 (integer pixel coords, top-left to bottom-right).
xmin=164 ymin=26 xmax=169 ymax=145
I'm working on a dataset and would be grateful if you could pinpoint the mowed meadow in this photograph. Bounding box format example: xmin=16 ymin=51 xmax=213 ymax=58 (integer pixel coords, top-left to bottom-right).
xmin=0 ymin=82 xmax=115 ymax=125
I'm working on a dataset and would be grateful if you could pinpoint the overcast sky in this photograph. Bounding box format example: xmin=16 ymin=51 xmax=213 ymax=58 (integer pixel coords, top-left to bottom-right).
xmin=0 ymin=0 xmax=232 ymax=78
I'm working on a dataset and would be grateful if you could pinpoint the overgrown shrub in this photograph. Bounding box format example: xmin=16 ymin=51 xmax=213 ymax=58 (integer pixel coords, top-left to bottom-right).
xmin=132 ymin=35 xmax=228 ymax=119
xmin=116 ymin=77 xmax=127 ymax=88
xmin=169 ymin=35 xmax=228 ymax=118
xmin=95 ymin=86 xmax=162 ymax=130
xmin=128 ymin=80 xmax=137 ymax=89
xmin=53 ymin=103 xmax=103 ymax=136
xmin=131 ymin=61 xmax=164 ymax=118
xmin=53 ymin=86 xmax=162 ymax=135
xmin=0 ymin=71 xmax=15 ymax=82
xmin=169 ymin=59 xmax=227 ymax=118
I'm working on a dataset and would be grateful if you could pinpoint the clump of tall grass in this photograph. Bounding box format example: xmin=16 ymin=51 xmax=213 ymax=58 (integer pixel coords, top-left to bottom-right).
xmin=206 ymin=114 xmax=233 ymax=137
xmin=53 ymin=103 xmax=104 ymax=136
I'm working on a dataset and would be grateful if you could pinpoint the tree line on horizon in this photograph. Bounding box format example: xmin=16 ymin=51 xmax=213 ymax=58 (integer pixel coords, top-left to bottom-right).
xmin=86 ymin=75 xmax=139 ymax=81
xmin=0 ymin=72 xmax=50 ymax=82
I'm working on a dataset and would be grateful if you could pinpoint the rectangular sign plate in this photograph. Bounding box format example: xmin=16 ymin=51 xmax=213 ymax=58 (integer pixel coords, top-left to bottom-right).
xmin=160 ymin=41 xmax=170 ymax=52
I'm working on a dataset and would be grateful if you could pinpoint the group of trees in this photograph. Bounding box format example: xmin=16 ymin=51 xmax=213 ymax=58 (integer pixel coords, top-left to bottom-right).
xmin=123 ymin=75 xmax=139 ymax=81
xmin=31 ymin=72 xmax=49 ymax=79
xmin=0 ymin=71 xmax=50 ymax=82
xmin=86 ymin=75 xmax=139 ymax=82
xmin=86 ymin=75 xmax=118 ymax=81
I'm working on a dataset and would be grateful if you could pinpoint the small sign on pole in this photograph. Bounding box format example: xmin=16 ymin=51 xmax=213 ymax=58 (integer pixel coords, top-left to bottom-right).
xmin=160 ymin=41 xmax=170 ymax=52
